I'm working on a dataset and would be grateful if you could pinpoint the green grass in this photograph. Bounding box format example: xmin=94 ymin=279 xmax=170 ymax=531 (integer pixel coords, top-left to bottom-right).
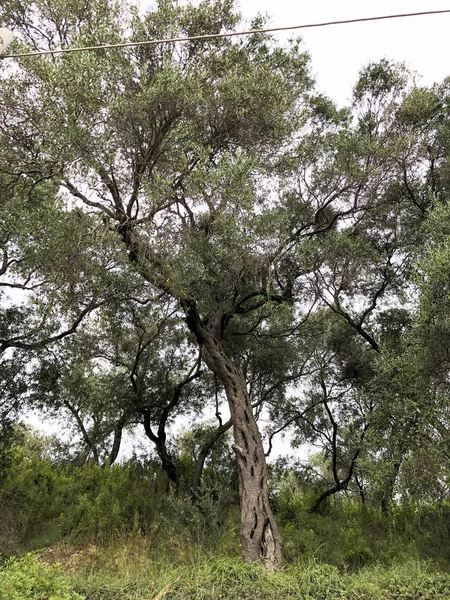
xmin=70 ymin=555 xmax=450 ymax=600
xmin=3 ymin=538 xmax=448 ymax=600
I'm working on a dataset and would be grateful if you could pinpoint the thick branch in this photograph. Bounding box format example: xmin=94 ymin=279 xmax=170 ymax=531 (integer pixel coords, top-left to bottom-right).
xmin=64 ymin=400 xmax=100 ymax=465
xmin=0 ymin=301 xmax=101 ymax=354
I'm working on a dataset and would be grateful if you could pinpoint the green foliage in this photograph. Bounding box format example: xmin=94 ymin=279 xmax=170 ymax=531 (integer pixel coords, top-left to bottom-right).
xmin=354 ymin=59 xmax=409 ymax=102
xmin=272 ymin=474 xmax=450 ymax=571
xmin=0 ymin=432 xmax=239 ymax=554
xmin=0 ymin=429 xmax=66 ymax=552
xmin=0 ymin=434 xmax=449 ymax=597
xmin=2 ymin=550 xmax=449 ymax=600
xmin=0 ymin=553 xmax=82 ymax=600
xmin=2 ymin=434 xmax=449 ymax=573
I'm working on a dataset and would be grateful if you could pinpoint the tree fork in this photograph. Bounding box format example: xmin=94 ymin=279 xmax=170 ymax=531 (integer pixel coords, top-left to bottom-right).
xmin=191 ymin=418 xmax=232 ymax=494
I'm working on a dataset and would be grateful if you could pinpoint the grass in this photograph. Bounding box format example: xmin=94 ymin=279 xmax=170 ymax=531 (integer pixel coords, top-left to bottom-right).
xmin=71 ymin=556 xmax=450 ymax=600
xmin=3 ymin=536 xmax=448 ymax=600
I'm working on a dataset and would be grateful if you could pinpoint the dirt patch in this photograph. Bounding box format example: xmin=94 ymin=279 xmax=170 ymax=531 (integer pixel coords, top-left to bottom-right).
xmin=39 ymin=542 xmax=101 ymax=572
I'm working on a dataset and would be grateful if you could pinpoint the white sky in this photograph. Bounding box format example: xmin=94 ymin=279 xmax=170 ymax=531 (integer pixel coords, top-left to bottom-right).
xmin=239 ymin=0 xmax=450 ymax=105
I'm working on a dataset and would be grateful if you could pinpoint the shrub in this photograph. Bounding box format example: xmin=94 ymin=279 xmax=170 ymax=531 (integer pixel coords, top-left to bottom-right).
xmin=0 ymin=553 xmax=82 ymax=600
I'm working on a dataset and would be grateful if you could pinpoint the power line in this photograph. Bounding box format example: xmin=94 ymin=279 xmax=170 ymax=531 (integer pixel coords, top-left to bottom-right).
xmin=2 ymin=9 xmax=450 ymax=60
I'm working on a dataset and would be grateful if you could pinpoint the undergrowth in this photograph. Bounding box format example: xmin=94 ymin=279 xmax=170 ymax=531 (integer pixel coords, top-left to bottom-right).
xmin=2 ymin=547 xmax=450 ymax=600
xmin=1 ymin=438 xmax=450 ymax=598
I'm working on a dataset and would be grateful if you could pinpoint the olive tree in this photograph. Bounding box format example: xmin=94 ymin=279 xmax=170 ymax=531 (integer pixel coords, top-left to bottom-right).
xmin=0 ymin=0 xmax=319 ymax=567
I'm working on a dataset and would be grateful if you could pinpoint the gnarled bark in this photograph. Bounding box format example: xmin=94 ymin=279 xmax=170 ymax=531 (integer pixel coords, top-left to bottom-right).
xmin=230 ymin=376 xmax=283 ymax=570
xmin=184 ymin=301 xmax=283 ymax=570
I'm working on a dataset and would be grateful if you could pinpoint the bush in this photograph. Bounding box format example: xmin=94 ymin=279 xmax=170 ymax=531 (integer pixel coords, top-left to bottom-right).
xmin=0 ymin=441 xmax=239 ymax=556
xmin=0 ymin=553 xmax=82 ymax=600
xmin=274 ymin=476 xmax=450 ymax=570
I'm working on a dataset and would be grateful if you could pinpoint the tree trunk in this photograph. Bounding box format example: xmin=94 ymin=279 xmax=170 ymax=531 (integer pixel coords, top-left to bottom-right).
xmin=229 ymin=373 xmax=283 ymax=570
xmin=191 ymin=418 xmax=232 ymax=495
xmin=64 ymin=400 xmax=100 ymax=466
xmin=142 ymin=411 xmax=179 ymax=485
xmin=106 ymin=421 xmax=124 ymax=466
xmin=381 ymin=459 xmax=401 ymax=514
xmin=183 ymin=303 xmax=283 ymax=570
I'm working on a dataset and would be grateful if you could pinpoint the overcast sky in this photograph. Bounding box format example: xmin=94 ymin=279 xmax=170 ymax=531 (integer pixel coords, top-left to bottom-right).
xmin=239 ymin=0 xmax=450 ymax=105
